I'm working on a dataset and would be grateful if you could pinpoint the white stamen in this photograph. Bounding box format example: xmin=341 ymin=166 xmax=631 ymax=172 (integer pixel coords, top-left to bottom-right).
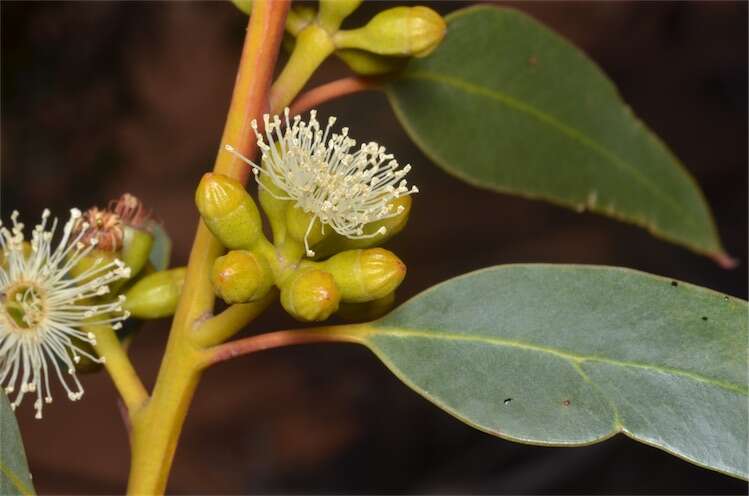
xmin=0 ymin=210 xmax=130 ymax=419
xmin=225 ymin=108 xmax=418 ymax=255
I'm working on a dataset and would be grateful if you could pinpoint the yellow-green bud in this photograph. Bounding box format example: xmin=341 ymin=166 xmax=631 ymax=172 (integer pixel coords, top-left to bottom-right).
xmin=257 ymin=170 xmax=292 ymax=243
xmin=318 ymin=0 xmax=362 ymax=32
xmin=231 ymin=0 xmax=251 ymax=15
xmin=211 ymin=250 xmax=273 ymax=304
xmin=312 ymin=195 xmax=412 ymax=258
xmin=195 ymin=172 xmax=263 ymax=250
xmin=337 ymin=291 xmax=396 ymax=321
xmin=321 ymin=248 xmax=406 ymax=303
xmin=336 ymin=48 xmax=407 ymax=76
xmin=281 ymin=269 xmax=341 ymax=322
xmin=68 ymin=249 xmax=119 ymax=283
xmin=120 ymin=226 xmax=153 ymax=279
xmin=123 ymin=267 xmax=186 ymax=319
xmin=334 ymin=6 xmax=446 ymax=58
xmin=286 ymin=206 xmax=329 ymax=257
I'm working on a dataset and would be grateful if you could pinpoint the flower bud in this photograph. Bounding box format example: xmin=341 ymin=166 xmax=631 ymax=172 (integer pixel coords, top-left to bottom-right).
xmin=231 ymin=0 xmax=251 ymax=15
xmin=68 ymin=249 xmax=119 ymax=283
xmin=318 ymin=0 xmax=362 ymax=32
xmin=196 ymin=173 xmax=263 ymax=250
xmin=321 ymin=248 xmax=405 ymax=303
xmin=211 ymin=250 xmax=273 ymax=304
xmin=123 ymin=267 xmax=186 ymax=319
xmin=337 ymin=291 xmax=396 ymax=321
xmin=120 ymin=226 xmax=154 ymax=280
xmin=336 ymin=48 xmax=407 ymax=76
xmin=280 ymin=269 xmax=341 ymax=322
xmin=312 ymin=195 xmax=412 ymax=258
xmin=257 ymin=171 xmax=292 ymax=243
xmin=334 ymin=6 xmax=446 ymax=58
xmin=286 ymin=206 xmax=329 ymax=257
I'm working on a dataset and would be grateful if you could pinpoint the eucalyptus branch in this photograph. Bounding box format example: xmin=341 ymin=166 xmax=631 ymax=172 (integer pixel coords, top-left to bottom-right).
xmin=289 ymin=76 xmax=382 ymax=116
xmin=125 ymin=2 xmax=290 ymax=494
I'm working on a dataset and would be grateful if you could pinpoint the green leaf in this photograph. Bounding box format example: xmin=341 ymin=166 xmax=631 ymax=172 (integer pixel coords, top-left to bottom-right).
xmin=341 ymin=265 xmax=747 ymax=479
xmin=386 ymin=6 xmax=727 ymax=261
xmin=0 ymin=393 xmax=35 ymax=495
xmin=148 ymin=222 xmax=172 ymax=271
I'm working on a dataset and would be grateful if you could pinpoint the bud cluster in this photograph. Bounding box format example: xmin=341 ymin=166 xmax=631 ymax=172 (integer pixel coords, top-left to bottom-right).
xmin=196 ymin=110 xmax=416 ymax=323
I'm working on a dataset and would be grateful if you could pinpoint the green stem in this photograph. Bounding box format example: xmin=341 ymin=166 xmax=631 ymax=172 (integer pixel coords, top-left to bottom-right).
xmin=192 ymin=290 xmax=278 ymax=348
xmin=88 ymin=323 xmax=148 ymax=415
xmin=269 ymin=24 xmax=336 ymax=113
xmin=125 ymin=2 xmax=289 ymax=493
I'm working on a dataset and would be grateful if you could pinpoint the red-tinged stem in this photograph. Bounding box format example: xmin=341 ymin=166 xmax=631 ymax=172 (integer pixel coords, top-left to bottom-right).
xmin=289 ymin=76 xmax=381 ymax=116
xmin=205 ymin=327 xmax=363 ymax=367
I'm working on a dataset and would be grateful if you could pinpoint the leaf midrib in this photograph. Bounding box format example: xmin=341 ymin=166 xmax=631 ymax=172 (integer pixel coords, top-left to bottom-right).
xmin=0 ymin=461 xmax=32 ymax=496
xmin=368 ymin=326 xmax=746 ymax=395
xmin=399 ymin=70 xmax=701 ymax=232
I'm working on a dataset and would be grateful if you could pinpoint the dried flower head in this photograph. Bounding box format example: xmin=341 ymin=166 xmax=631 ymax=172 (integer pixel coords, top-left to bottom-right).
xmin=225 ymin=108 xmax=418 ymax=256
xmin=0 ymin=209 xmax=130 ymax=418
xmin=74 ymin=193 xmax=151 ymax=251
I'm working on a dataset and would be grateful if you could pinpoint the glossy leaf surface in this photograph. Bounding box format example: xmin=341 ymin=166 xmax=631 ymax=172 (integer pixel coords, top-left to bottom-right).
xmin=343 ymin=265 xmax=747 ymax=479
xmin=386 ymin=6 xmax=726 ymax=260
xmin=0 ymin=393 xmax=35 ymax=495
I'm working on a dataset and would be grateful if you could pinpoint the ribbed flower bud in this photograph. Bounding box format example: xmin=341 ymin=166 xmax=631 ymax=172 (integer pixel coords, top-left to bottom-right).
xmin=211 ymin=250 xmax=273 ymax=304
xmin=280 ymin=269 xmax=341 ymax=322
xmin=123 ymin=267 xmax=186 ymax=319
xmin=334 ymin=6 xmax=446 ymax=57
xmin=337 ymin=291 xmax=396 ymax=321
xmin=195 ymin=173 xmax=263 ymax=250
xmin=320 ymin=248 xmax=405 ymax=303
xmin=318 ymin=0 xmax=362 ymax=32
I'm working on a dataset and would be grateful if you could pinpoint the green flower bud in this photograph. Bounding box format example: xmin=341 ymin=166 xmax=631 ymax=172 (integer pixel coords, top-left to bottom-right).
xmin=257 ymin=170 xmax=292 ymax=243
xmin=281 ymin=269 xmax=341 ymax=322
xmin=320 ymin=248 xmax=405 ymax=303
xmin=334 ymin=6 xmax=446 ymax=58
xmin=211 ymin=250 xmax=273 ymax=304
xmin=120 ymin=226 xmax=154 ymax=279
xmin=195 ymin=173 xmax=263 ymax=250
xmin=123 ymin=267 xmax=186 ymax=319
xmin=68 ymin=249 xmax=119 ymax=283
xmin=318 ymin=0 xmax=362 ymax=32
xmin=336 ymin=48 xmax=407 ymax=76
xmin=231 ymin=0 xmax=252 ymax=15
xmin=286 ymin=206 xmax=330 ymax=257
xmin=337 ymin=291 xmax=396 ymax=321
xmin=312 ymin=195 xmax=412 ymax=259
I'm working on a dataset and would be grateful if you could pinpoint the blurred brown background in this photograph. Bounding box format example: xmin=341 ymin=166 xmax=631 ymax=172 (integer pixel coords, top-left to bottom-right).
xmin=1 ymin=1 xmax=747 ymax=494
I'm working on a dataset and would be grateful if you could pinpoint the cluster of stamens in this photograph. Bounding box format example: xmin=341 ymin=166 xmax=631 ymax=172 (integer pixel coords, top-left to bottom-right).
xmin=0 ymin=209 xmax=131 ymax=418
xmin=225 ymin=108 xmax=418 ymax=256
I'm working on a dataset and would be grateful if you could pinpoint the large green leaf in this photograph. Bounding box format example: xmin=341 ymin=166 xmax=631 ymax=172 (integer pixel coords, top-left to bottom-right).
xmin=337 ymin=265 xmax=747 ymax=479
xmin=0 ymin=393 xmax=35 ymax=495
xmin=386 ymin=6 xmax=727 ymax=261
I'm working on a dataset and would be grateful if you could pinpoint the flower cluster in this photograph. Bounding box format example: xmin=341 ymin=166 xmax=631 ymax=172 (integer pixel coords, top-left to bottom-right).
xmin=225 ymin=108 xmax=418 ymax=256
xmin=0 ymin=209 xmax=130 ymax=418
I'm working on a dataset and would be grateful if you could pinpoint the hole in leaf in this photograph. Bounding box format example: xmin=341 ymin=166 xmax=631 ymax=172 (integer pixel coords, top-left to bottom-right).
xmin=503 ymin=398 xmax=512 ymax=405
xmin=671 ymin=281 xmax=679 ymax=287
xmin=702 ymin=316 xmax=708 ymax=321
xmin=562 ymin=399 xmax=571 ymax=407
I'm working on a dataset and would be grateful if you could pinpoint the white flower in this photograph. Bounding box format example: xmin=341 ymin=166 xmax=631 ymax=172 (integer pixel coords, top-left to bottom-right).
xmin=225 ymin=108 xmax=418 ymax=256
xmin=0 ymin=209 xmax=130 ymax=418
